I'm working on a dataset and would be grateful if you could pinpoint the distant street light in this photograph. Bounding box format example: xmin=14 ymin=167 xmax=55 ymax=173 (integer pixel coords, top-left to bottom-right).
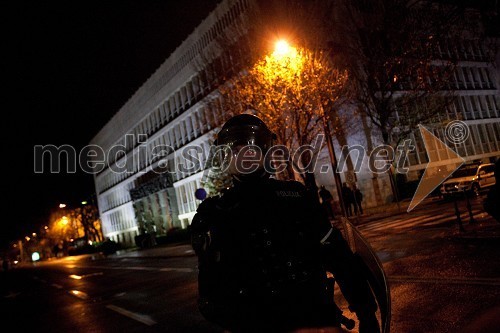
xmin=59 ymin=203 xmax=66 ymax=209
xmin=31 ymin=252 xmax=40 ymax=262
xmin=274 ymin=40 xmax=290 ymax=56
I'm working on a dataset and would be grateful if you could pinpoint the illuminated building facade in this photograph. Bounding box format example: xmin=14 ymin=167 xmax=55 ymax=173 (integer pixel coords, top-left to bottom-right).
xmin=90 ymin=0 xmax=499 ymax=245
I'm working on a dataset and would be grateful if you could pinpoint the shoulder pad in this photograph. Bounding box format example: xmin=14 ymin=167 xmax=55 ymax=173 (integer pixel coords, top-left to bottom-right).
xmin=191 ymin=196 xmax=221 ymax=232
xmin=196 ymin=196 xmax=221 ymax=214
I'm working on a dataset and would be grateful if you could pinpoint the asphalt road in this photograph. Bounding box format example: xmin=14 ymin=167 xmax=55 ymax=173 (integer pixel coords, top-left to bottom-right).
xmin=351 ymin=194 xmax=500 ymax=333
xmin=0 ymin=252 xmax=219 ymax=332
xmin=1 ymin=194 xmax=499 ymax=333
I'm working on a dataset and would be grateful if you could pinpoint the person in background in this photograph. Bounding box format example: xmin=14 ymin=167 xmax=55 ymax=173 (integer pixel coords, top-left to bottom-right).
xmin=319 ymin=185 xmax=335 ymax=221
xmin=353 ymin=183 xmax=364 ymax=216
xmin=342 ymin=183 xmax=354 ymax=217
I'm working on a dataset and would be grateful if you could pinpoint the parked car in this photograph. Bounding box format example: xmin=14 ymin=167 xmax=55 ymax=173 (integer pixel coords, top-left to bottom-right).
xmin=440 ymin=162 xmax=496 ymax=198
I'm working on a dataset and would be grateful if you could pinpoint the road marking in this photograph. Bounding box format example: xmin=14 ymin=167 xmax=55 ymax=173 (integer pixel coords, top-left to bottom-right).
xmin=420 ymin=212 xmax=481 ymax=227
xmin=4 ymin=291 xmax=21 ymax=298
xmin=124 ymin=266 xmax=152 ymax=270
xmin=51 ymin=283 xmax=63 ymax=289
xmin=68 ymin=290 xmax=89 ymax=300
xmin=358 ymin=208 xmax=486 ymax=235
xmin=159 ymin=267 xmax=194 ymax=272
xmin=404 ymin=213 xmax=449 ymax=226
xmin=360 ymin=217 xmax=420 ymax=232
xmin=389 ymin=275 xmax=500 ymax=286
xmin=72 ymin=265 xmax=194 ymax=272
xmin=69 ymin=272 xmax=104 ymax=279
xmin=360 ymin=213 xmax=449 ymax=232
xmin=106 ymin=305 xmax=157 ymax=326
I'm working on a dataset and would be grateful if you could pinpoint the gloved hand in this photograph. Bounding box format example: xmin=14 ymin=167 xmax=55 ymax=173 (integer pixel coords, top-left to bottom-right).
xmin=357 ymin=311 xmax=380 ymax=333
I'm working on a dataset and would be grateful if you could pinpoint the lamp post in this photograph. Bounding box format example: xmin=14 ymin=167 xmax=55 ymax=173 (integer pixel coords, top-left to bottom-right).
xmin=273 ymin=39 xmax=347 ymax=217
xmin=322 ymin=112 xmax=347 ymax=217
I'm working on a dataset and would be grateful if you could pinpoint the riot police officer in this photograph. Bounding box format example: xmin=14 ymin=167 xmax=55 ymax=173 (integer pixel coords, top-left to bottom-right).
xmin=191 ymin=114 xmax=380 ymax=332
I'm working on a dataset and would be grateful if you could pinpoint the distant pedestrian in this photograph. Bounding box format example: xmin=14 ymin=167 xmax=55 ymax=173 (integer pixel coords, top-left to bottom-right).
xmin=353 ymin=184 xmax=364 ymax=215
xmin=54 ymin=241 xmax=64 ymax=258
xmin=342 ymin=182 xmax=355 ymax=217
xmin=319 ymin=185 xmax=335 ymax=220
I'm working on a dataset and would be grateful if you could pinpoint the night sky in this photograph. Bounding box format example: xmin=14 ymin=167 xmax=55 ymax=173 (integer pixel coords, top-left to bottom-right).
xmin=4 ymin=0 xmax=221 ymax=248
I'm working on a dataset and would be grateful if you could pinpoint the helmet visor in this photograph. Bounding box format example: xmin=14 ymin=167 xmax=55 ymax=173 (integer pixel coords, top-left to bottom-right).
xmin=216 ymin=125 xmax=274 ymax=153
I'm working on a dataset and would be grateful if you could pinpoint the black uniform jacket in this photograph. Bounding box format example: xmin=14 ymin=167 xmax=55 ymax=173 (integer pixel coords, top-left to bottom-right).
xmin=191 ymin=177 xmax=376 ymax=331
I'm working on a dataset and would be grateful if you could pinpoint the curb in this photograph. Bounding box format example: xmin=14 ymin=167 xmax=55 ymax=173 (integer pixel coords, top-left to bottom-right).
xmin=113 ymin=254 xmax=197 ymax=260
xmin=346 ymin=209 xmax=409 ymax=226
xmin=109 ymin=242 xmax=195 ymax=259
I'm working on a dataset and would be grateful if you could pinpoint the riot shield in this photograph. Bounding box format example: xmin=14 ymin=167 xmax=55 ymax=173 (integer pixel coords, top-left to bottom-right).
xmin=338 ymin=217 xmax=391 ymax=333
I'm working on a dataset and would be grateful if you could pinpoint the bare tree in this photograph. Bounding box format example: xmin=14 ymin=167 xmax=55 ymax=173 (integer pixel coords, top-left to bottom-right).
xmin=327 ymin=1 xmax=466 ymax=142
xmin=46 ymin=201 xmax=102 ymax=247
xmin=321 ymin=0 xmax=497 ymax=203
xmin=219 ymin=44 xmax=349 ymax=192
xmin=74 ymin=203 xmax=103 ymax=243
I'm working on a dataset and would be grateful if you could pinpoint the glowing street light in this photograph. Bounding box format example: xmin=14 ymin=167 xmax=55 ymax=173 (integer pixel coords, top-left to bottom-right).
xmin=261 ymin=38 xmax=304 ymax=87
xmin=32 ymin=252 xmax=40 ymax=262
xmin=59 ymin=203 xmax=67 ymax=209
xmin=275 ymin=40 xmax=290 ymax=56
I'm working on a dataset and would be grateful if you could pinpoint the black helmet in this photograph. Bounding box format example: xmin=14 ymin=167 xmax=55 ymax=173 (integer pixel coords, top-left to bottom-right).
xmin=215 ymin=114 xmax=276 ymax=152
xmin=215 ymin=114 xmax=277 ymax=181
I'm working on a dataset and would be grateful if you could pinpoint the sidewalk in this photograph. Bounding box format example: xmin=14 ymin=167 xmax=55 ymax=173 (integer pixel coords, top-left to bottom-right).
xmin=347 ymin=197 xmax=413 ymax=225
xmin=347 ymin=195 xmax=500 ymax=239
xmin=110 ymin=196 xmax=500 ymax=259
xmin=111 ymin=241 xmax=195 ymax=259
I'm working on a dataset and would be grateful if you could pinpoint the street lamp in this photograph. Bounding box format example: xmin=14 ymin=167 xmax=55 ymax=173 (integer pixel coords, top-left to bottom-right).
xmin=321 ymin=111 xmax=347 ymax=217
xmin=61 ymin=216 xmax=69 ymax=225
xmin=274 ymin=40 xmax=290 ymax=56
